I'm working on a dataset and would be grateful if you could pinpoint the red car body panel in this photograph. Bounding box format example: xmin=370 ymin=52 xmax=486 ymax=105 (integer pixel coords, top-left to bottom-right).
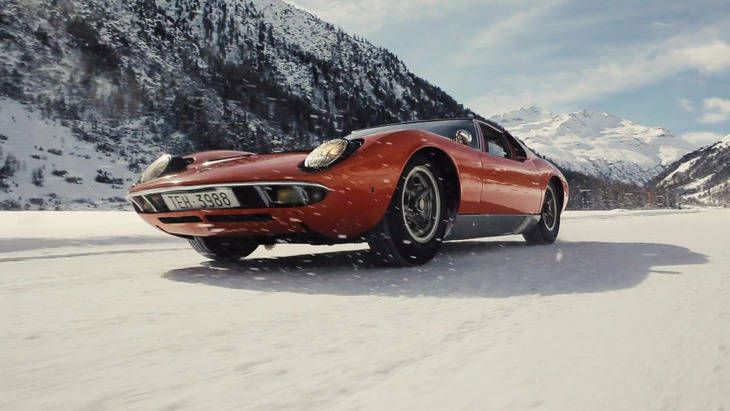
xmin=129 ymin=125 xmax=569 ymax=241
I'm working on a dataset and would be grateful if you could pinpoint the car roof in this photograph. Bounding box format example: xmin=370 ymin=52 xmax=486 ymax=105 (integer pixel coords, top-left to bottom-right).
xmin=352 ymin=118 xmax=505 ymax=133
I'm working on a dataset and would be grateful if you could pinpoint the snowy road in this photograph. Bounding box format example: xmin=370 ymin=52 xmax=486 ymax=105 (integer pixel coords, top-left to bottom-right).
xmin=1 ymin=209 xmax=729 ymax=410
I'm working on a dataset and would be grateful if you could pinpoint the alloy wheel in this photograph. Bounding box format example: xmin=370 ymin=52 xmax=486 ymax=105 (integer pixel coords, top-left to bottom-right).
xmin=401 ymin=165 xmax=441 ymax=243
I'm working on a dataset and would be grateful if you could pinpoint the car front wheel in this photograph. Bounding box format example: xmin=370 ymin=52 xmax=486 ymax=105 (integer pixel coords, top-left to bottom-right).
xmin=367 ymin=155 xmax=448 ymax=266
xmin=189 ymin=236 xmax=259 ymax=261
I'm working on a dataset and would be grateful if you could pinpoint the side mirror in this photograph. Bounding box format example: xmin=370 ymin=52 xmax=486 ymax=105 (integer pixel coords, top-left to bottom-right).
xmin=455 ymin=129 xmax=473 ymax=146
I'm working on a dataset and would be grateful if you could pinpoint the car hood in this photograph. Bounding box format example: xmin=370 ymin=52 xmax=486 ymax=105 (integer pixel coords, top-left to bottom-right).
xmin=129 ymin=152 xmax=313 ymax=193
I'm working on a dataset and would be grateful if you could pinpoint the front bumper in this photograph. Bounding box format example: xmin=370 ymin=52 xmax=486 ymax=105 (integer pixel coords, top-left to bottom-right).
xmin=128 ymin=180 xmax=390 ymax=242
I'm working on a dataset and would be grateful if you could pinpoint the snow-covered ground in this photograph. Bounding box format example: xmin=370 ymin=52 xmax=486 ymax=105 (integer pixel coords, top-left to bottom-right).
xmin=1 ymin=209 xmax=729 ymax=410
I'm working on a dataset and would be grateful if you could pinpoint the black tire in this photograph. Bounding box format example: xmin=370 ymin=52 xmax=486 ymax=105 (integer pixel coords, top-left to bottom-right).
xmin=523 ymin=181 xmax=561 ymax=245
xmin=367 ymin=155 xmax=448 ymax=266
xmin=189 ymin=236 xmax=259 ymax=261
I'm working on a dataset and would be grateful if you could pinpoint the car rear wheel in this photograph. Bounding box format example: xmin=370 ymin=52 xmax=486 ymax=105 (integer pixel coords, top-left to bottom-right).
xmin=367 ymin=155 xmax=448 ymax=266
xmin=523 ymin=181 xmax=561 ymax=245
xmin=189 ymin=236 xmax=259 ymax=261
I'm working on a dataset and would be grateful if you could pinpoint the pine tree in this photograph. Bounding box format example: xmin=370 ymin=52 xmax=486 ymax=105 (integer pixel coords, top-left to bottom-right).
xmin=32 ymin=167 xmax=45 ymax=187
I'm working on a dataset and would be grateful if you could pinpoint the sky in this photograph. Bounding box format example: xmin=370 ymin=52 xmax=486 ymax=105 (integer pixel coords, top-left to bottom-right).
xmin=287 ymin=0 xmax=730 ymax=146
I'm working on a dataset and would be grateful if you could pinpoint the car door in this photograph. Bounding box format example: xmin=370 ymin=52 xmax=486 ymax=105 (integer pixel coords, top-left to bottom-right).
xmin=476 ymin=121 xmax=542 ymax=214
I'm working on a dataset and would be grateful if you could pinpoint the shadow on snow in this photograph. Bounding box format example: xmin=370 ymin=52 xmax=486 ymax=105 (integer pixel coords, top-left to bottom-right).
xmin=163 ymin=240 xmax=708 ymax=298
xmin=0 ymin=236 xmax=184 ymax=254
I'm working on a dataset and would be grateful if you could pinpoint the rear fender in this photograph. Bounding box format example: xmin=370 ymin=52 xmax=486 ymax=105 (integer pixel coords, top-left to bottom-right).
xmin=534 ymin=160 xmax=570 ymax=212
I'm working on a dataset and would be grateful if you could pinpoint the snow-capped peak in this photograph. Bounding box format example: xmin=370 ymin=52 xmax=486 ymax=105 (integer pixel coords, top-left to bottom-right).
xmin=718 ymin=133 xmax=730 ymax=149
xmin=489 ymin=107 xmax=696 ymax=185
xmin=490 ymin=106 xmax=553 ymax=126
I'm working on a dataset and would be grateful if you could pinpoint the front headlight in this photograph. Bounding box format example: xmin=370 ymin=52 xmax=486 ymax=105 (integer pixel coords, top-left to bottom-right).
xmin=139 ymin=154 xmax=172 ymax=183
xmin=304 ymin=139 xmax=349 ymax=169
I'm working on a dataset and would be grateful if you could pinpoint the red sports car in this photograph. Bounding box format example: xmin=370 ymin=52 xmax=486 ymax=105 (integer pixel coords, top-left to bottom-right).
xmin=128 ymin=119 xmax=569 ymax=266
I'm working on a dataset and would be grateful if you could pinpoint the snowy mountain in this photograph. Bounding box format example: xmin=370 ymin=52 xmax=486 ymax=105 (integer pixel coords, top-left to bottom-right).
xmin=0 ymin=0 xmax=718 ymax=210
xmin=650 ymin=135 xmax=730 ymax=206
xmin=490 ymin=107 xmax=696 ymax=185
xmin=0 ymin=0 xmax=477 ymax=209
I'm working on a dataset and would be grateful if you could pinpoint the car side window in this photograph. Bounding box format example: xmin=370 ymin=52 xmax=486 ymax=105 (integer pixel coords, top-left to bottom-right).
xmin=429 ymin=123 xmax=480 ymax=150
xmin=503 ymin=131 xmax=528 ymax=160
xmin=478 ymin=123 xmax=510 ymax=159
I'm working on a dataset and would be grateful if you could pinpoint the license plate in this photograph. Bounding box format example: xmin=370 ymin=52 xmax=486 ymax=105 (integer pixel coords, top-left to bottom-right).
xmin=162 ymin=188 xmax=241 ymax=211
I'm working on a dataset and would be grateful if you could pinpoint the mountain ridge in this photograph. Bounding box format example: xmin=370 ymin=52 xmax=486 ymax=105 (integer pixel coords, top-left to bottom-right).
xmin=0 ymin=0 xmax=477 ymax=209
xmin=650 ymin=134 xmax=730 ymax=206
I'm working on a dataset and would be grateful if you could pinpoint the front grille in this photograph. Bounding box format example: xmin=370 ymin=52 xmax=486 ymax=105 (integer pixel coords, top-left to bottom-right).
xmin=159 ymin=216 xmax=203 ymax=224
xmin=132 ymin=183 xmax=328 ymax=214
xmin=206 ymin=213 xmax=273 ymax=223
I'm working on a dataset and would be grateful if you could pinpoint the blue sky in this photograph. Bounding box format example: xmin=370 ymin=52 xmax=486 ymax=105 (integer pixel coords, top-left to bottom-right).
xmin=288 ymin=0 xmax=730 ymax=145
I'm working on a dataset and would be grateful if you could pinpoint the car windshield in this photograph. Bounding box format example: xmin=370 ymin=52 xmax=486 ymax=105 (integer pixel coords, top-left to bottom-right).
xmin=346 ymin=119 xmax=478 ymax=147
xmin=268 ymin=119 xmax=479 ymax=153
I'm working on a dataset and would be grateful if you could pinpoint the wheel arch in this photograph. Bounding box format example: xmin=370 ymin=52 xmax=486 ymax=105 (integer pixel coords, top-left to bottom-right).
xmin=549 ymin=175 xmax=565 ymax=209
xmin=349 ymin=130 xmax=468 ymax=236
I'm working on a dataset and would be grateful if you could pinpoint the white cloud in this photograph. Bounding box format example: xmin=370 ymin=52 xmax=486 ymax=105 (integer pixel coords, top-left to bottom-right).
xmin=287 ymin=0 xmax=482 ymax=34
xmin=465 ymin=1 xmax=563 ymax=54
xmin=468 ymin=34 xmax=730 ymax=115
xmin=285 ymin=1 xmax=730 ymax=122
xmin=676 ymin=40 xmax=730 ymax=73
xmin=698 ymin=97 xmax=730 ymax=124
xmin=678 ymin=98 xmax=695 ymax=112
xmin=680 ymin=131 xmax=723 ymax=146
